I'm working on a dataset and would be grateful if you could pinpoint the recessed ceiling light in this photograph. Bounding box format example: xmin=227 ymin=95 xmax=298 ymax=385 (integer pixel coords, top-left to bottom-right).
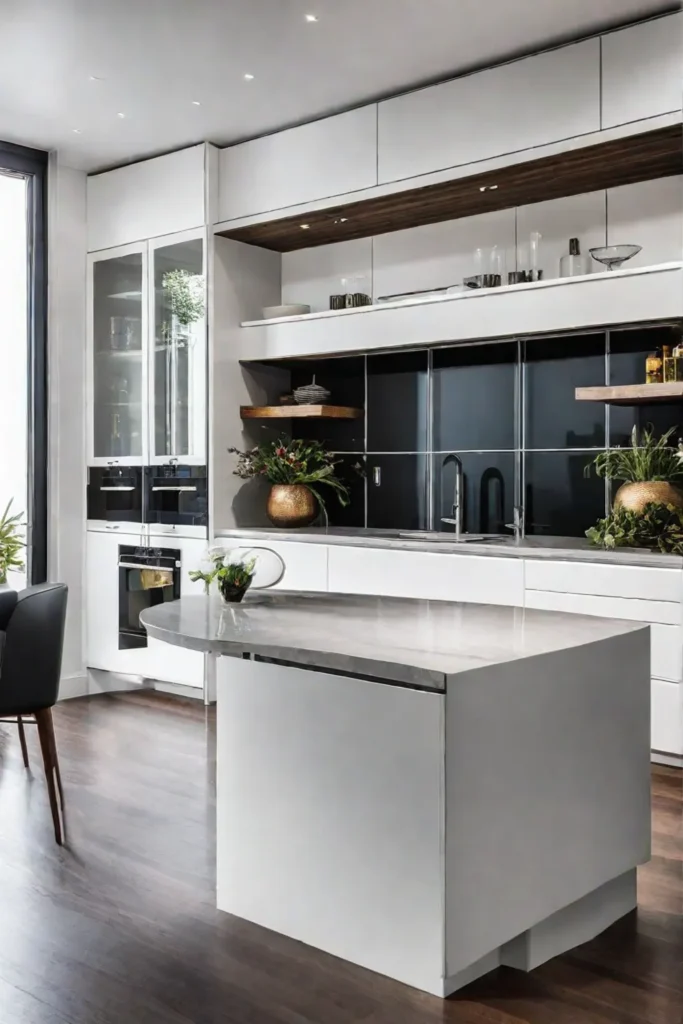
xmin=192 ymin=100 xmax=201 ymax=106
xmin=489 ymin=184 xmax=499 ymax=190
xmin=243 ymin=73 xmax=255 ymax=80
xmin=305 ymin=13 xmax=318 ymax=22
xmin=117 ymin=111 xmax=126 ymax=118
xmin=334 ymin=217 xmax=349 ymax=224
xmin=300 ymin=224 xmax=310 ymax=230
xmin=72 ymin=128 xmax=82 ymax=134
xmin=479 ymin=186 xmax=487 ymax=192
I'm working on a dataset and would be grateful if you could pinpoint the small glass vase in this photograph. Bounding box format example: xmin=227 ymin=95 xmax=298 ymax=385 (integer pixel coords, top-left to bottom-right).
xmin=218 ymin=577 xmax=252 ymax=604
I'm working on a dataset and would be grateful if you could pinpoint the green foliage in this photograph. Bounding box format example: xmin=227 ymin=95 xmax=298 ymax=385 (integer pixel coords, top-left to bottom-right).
xmin=585 ymin=425 xmax=683 ymax=483
xmin=0 ymin=500 xmax=25 ymax=584
xmin=162 ymin=269 xmax=205 ymax=326
xmin=189 ymin=553 xmax=256 ymax=593
xmin=586 ymin=502 xmax=683 ymax=554
xmin=228 ymin=436 xmax=352 ymax=514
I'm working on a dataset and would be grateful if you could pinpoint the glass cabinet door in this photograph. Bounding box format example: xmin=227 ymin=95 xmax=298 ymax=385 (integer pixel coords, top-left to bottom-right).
xmin=91 ymin=248 xmax=146 ymax=463
xmin=150 ymin=233 xmax=205 ymax=464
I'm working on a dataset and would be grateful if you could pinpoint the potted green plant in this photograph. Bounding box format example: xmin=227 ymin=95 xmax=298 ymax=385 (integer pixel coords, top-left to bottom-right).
xmin=229 ymin=436 xmax=351 ymax=528
xmin=189 ymin=550 xmax=256 ymax=604
xmin=585 ymin=425 xmax=683 ymax=514
xmin=0 ymin=500 xmax=25 ymax=585
xmin=587 ymin=502 xmax=683 ymax=554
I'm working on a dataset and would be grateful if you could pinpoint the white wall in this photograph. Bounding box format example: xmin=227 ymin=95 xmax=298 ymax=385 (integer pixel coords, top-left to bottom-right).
xmin=281 ymin=176 xmax=683 ymax=308
xmin=48 ymin=157 xmax=87 ymax=695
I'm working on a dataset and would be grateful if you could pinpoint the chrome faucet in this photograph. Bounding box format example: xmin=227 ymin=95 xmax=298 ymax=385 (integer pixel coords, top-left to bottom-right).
xmin=505 ymin=505 xmax=525 ymax=545
xmin=441 ymin=453 xmax=463 ymax=541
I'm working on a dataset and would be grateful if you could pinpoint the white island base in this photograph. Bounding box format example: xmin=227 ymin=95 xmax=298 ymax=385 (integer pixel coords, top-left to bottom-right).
xmin=215 ymin=626 xmax=650 ymax=997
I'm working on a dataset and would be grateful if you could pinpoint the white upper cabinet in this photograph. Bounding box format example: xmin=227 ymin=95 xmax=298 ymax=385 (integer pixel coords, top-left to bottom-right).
xmin=218 ymin=106 xmax=378 ymax=222
xmin=377 ymin=39 xmax=600 ymax=184
xmin=601 ymin=13 xmax=683 ymax=130
xmin=87 ymin=145 xmax=206 ymax=252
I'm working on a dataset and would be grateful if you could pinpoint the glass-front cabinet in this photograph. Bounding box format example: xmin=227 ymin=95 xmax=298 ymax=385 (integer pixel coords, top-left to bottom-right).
xmin=90 ymin=244 xmax=146 ymax=464
xmin=88 ymin=230 xmax=206 ymax=466
xmin=149 ymin=232 xmax=206 ymax=464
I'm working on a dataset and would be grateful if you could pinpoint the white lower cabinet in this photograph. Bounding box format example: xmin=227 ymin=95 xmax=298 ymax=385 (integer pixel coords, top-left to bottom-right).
xmin=224 ymin=539 xmax=328 ymax=592
xmin=145 ymin=537 xmax=206 ymax=689
xmin=651 ymin=679 xmax=683 ymax=756
xmin=86 ymin=530 xmax=206 ymax=688
xmin=524 ymin=559 xmax=683 ymax=758
xmin=327 ymin=546 xmax=524 ymax=606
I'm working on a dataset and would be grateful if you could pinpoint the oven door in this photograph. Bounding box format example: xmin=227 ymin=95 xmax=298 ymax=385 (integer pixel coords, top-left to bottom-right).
xmin=88 ymin=466 xmax=143 ymax=523
xmin=118 ymin=546 xmax=180 ymax=650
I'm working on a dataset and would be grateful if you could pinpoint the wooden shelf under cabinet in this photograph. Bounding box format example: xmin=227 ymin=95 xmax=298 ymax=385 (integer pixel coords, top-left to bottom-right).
xmin=575 ymin=383 xmax=683 ymax=405
xmin=240 ymin=404 xmax=363 ymax=420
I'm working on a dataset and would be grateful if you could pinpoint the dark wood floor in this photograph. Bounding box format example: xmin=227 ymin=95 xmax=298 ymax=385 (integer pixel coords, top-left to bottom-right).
xmin=0 ymin=692 xmax=680 ymax=1024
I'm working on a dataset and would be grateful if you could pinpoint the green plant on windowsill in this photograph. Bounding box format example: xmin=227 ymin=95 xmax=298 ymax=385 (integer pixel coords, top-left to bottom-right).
xmin=0 ymin=500 xmax=26 ymax=584
xmin=586 ymin=502 xmax=683 ymax=555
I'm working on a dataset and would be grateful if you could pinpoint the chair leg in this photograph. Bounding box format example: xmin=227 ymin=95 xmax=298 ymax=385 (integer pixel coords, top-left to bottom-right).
xmin=35 ymin=709 xmax=62 ymax=845
xmin=17 ymin=715 xmax=29 ymax=769
xmin=45 ymin=709 xmax=65 ymax=812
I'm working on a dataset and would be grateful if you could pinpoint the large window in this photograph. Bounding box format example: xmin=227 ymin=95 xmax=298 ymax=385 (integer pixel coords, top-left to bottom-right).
xmin=0 ymin=142 xmax=47 ymax=584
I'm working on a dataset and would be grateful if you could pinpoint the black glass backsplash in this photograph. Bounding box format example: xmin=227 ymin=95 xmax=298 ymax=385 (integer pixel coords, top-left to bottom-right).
xmin=264 ymin=323 xmax=681 ymax=537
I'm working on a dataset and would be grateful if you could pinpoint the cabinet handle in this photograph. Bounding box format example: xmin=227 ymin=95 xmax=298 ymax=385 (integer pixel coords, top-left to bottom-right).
xmin=372 ymin=467 xmax=381 ymax=486
xmin=106 ymin=461 xmax=120 ymax=466
xmin=151 ymin=485 xmax=197 ymax=492
xmin=105 ymin=525 xmax=120 ymax=531
xmin=100 ymin=486 xmax=135 ymax=492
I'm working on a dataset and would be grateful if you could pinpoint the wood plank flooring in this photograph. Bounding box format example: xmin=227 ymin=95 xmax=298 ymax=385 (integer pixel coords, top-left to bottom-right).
xmin=0 ymin=692 xmax=680 ymax=1024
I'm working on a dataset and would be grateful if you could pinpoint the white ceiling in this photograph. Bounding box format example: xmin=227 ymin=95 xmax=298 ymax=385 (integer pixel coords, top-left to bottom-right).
xmin=0 ymin=0 xmax=675 ymax=172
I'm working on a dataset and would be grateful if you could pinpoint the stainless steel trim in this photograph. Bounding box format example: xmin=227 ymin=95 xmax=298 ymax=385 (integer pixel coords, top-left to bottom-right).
xmin=151 ymin=485 xmax=197 ymax=492
xmin=117 ymin=561 xmax=176 ymax=570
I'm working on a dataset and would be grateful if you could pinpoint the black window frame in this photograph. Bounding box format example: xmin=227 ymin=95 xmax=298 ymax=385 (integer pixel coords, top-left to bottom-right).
xmin=0 ymin=141 xmax=48 ymax=584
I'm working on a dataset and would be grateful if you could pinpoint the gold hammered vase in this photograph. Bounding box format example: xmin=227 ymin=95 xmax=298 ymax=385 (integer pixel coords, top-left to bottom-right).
xmin=614 ymin=480 xmax=683 ymax=514
xmin=266 ymin=484 xmax=318 ymax=528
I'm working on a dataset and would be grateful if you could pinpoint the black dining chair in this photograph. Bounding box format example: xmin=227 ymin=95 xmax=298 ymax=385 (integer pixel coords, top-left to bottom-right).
xmin=0 ymin=583 xmax=68 ymax=844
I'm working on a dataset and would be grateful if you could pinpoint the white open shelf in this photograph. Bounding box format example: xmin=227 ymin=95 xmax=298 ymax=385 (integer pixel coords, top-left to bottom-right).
xmin=237 ymin=262 xmax=683 ymax=361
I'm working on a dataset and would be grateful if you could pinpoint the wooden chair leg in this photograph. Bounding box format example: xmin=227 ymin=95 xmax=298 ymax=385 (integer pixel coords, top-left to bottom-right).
xmin=17 ymin=715 xmax=30 ymax=769
xmin=35 ymin=709 xmax=62 ymax=846
xmin=45 ymin=709 xmax=65 ymax=813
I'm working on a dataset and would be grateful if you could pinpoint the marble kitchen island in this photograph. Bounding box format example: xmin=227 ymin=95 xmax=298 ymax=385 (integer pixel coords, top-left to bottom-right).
xmin=141 ymin=592 xmax=652 ymax=997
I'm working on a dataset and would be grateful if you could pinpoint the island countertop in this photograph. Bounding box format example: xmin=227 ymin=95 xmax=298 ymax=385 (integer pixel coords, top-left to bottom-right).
xmin=140 ymin=592 xmax=646 ymax=691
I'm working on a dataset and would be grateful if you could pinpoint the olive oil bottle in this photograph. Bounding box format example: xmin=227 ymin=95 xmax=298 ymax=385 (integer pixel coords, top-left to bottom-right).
xmin=645 ymin=348 xmax=663 ymax=384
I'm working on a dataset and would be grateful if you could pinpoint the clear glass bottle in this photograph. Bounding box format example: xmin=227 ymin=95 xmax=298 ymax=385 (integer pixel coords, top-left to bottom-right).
xmin=559 ymin=238 xmax=590 ymax=278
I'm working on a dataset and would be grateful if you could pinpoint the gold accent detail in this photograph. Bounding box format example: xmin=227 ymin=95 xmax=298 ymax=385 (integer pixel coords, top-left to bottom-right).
xmin=140 ymin=568 xmax=173 ymax=590
xmin=266 ymin=485 xmax=317 ymax=528
xmin=614 ymin=481 xmax=683 ymax=514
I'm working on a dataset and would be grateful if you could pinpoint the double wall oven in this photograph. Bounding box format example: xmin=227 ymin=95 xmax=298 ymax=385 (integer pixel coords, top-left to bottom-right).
xmin=88 ymin=463 xmax=206 ymax=650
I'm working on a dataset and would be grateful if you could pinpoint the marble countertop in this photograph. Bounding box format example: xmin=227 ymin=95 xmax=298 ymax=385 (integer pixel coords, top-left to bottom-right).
xmin=216 ymin=527 xmax=683 ymax=569
xmin=140 ymin=593 xmax=645 ymax=691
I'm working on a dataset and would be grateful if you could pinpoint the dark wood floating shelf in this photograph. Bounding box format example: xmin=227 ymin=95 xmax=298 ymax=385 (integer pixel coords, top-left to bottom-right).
xmin=240 ymin=404 xmax=363 ymax=420
xmin=217 ymin=124 xmax=683 ymax=252
xmin=575 ymin=383 xmax=683 ymax=405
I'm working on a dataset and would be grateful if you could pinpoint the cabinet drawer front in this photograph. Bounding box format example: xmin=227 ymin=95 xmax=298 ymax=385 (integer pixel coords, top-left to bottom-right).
xmin=524 ymin=559 xmax=682 ymax=603
xmin=651 ymin=678 xmax=683 ymax=756
xmin=601 ymin=14 xmax=683 ymax=130
xmin=378 ymin=39 xmax=599 ymax=183
xmin=218 ymin=106 xmax=377 ymax=221
xmin=228 ymin=541 xmax=328 ymax=593
xmin=329 ymin=546 xmax=524 ymax=606
xmin=650 ymin=624 xmax=683 ymax=683
xmin=525 ymin=589 xmax=680 ymax=626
